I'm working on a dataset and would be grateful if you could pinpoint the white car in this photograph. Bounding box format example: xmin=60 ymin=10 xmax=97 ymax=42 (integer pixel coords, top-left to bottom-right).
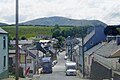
xmin=65 ymin=61 xmax=77 ymax=76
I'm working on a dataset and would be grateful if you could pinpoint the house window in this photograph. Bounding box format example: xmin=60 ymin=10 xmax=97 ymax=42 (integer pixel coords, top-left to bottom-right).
xmin=3 ymin=36 xmax=6 ymax=49
xmin=84 ymin=47 xmax=87 ymax=51
xmin=90 ymin=42 xmax=93 ymax=45
xmin=3 ymin=56 xmax=6 ymax=68
xmin=27 ymin=59 xmax=32 ymax=63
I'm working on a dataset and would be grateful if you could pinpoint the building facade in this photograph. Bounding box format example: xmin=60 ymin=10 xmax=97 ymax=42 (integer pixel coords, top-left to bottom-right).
xmin=0 ymin=28 xmax=8 ymax=79
xmin=79 ymin=25 xmax=106 ymax=73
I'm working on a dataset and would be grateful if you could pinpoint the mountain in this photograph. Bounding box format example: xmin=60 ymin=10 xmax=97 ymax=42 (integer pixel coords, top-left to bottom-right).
xmin=0 ymin=22 xmax=8 ymax=26
xmin=20 ymin=16 xmax=107 ymax=27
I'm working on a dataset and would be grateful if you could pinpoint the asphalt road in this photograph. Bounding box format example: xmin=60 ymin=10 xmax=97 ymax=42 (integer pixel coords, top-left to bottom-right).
xmin=37 ymin=51 xmax=81 ymax=80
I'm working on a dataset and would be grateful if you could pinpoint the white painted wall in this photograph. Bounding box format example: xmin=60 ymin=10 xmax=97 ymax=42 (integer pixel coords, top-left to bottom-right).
xmin=0 ymin=34 xmax=8 ymax=74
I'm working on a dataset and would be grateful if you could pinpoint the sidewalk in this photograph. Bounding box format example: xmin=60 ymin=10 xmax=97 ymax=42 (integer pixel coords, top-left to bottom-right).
xmin=2 ymin=77 xmax=26 ymax=80
xmin=77 ymin=70 xmax=90 ymax=80
xmin=2 ymin=74 xmax=41 ymax=80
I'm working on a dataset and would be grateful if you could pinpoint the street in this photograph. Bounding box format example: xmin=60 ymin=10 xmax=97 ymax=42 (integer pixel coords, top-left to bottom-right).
xmin=38 ymin=51 xmax=81 ymax=80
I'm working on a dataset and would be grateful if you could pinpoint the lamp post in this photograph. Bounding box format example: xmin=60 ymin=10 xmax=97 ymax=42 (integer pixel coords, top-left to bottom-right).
xmin=15 ymin=0 xmax=19 ymax=80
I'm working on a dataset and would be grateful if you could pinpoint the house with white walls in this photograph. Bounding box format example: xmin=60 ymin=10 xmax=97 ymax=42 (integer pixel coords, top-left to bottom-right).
xmin=0 ymin=28 xmax=8 ymax=79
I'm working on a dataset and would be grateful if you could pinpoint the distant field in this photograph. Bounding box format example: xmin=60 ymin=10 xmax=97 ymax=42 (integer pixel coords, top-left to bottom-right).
xmin=1 ymin=26 xmax=72 ymax=39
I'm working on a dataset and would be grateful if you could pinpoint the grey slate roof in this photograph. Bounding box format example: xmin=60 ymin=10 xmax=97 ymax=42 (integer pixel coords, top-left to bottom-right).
xmin=93 ymin=53 xmax=113 ymax=69
xmin=84 ymin=30 xmax=95 ymax=45
xmin=0 ymin=28 xmax=8 ymax=34
xmin=84 ymin=40 xmax=120 ymax=69
xmin=85 ymin=42 xmax=106 ymax=56
xmin=94 ymin=40 xmax=120 ymax=58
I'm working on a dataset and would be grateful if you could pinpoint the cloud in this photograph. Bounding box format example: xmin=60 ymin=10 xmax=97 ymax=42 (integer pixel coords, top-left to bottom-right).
xmin=0 ymin=0 xmax=120 ymax=25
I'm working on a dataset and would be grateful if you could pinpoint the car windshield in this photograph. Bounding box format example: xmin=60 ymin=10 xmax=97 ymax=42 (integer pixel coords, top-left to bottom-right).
xmin=67 ymin=66 xmax=75 ymax=69
xmin=43 ymin=62 xmax=51 ymax=67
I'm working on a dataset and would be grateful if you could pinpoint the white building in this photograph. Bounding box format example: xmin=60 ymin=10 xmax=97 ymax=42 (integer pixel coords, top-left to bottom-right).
xmin=0 ymin=28 xmax=8 ymax=79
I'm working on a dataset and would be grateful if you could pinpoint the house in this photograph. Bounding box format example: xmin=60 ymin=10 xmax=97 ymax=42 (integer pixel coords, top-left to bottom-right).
xmin=9 ymin=40 xmax=38 ymax=76
xmin=9 ymin=40 xmax=33 ymax=64
xmin=10 ymin=40 xmax=33 ymax=46
xmin=19 ymin=47 xmax=38 ymax=75
xmin=0 ymin=28 xmax=8 ymax=79
xmin=85 ymin=36 xmax=120 ymax=80
xmin=73 ymin=25 xmax=106 ymax=74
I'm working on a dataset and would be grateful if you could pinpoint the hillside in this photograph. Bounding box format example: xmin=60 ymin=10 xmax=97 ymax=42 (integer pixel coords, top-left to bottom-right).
xmin=0 ymin=22 xmax=8 ymax=26
xmin=20 ymin=16 xmax=107 ymax=27
xmin=1 ymin=26 xmax=71 ymax=39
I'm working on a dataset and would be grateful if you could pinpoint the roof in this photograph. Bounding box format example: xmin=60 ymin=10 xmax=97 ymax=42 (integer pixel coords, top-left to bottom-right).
xmin=0 ymin=28 xmax=8 ymax=34
xmin=85 ymin=42 xmax=106 ymax=56
xmin=93 ymin=53 xmax=113 ymax=69
xmin=84 ymin=40 xmax=120 ymax=69
xmin=110 ymin=48 xmax=120 ymax=57
xmin=78 ymin=30 xmax=95 ymax=46
xmin=39 ymin=40 xmax=50 ymax=43
xmin=10 ymin=40 xmax=33 ymax=45
xmin=84 ymin=30 xmax=95 ymax=45
xmin=94 ymin=40 xmax=120 ymax=58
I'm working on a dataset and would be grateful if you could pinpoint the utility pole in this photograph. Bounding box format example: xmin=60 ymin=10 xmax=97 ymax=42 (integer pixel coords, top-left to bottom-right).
xmin=15 ymin=0 xmax=19 ymax=80
xmin=70 ymin=42 xmax=72 ymax=61
xmin=81 ymin=27 xmax=85 ymax=78
xmin=67 ymin=36 xmax=71 ymax=61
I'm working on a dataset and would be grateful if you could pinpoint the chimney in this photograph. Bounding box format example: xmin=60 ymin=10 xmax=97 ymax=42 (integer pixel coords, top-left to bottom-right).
xmin=116 ymin=35 xmax=120 ymax=45
xmin=106 ymin=36 xmax=116 ymax=42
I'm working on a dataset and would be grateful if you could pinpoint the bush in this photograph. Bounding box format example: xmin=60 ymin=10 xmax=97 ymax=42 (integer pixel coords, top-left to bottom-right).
xmin=21 ymin=36 xmax=26 ymax=40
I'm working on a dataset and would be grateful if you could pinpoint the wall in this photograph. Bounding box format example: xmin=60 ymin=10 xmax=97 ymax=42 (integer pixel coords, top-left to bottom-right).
xmin=90 ymin=60 xmax=112 ymax=80
xmin=0 ymin=34 xmax=8 ymax=79
xmin=85 ymin=26 xmax=106 ymax=51
xmin=113 ymin=72 xmax=120 ymax=80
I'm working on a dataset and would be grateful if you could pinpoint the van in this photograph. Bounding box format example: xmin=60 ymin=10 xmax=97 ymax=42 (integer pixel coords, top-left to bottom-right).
xmin=65 ymin=61 xmax=77 ymax=76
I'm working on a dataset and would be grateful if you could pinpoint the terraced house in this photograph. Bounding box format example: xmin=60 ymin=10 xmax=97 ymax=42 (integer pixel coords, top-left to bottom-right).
xmin=0 ymin=28 xmax=8 ymax=79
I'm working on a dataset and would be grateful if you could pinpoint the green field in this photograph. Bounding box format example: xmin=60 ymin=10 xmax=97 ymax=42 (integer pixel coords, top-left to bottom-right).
xmin=1 ymin=26 xmax=72 ymax=39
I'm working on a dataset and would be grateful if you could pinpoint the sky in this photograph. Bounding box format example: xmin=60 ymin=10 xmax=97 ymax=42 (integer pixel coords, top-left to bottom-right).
xmin=0 ymin=0 xmax=120 ymax=25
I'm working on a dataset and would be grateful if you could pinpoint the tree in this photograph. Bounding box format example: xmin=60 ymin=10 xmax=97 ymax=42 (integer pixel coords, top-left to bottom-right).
xmin=52 ymin=25 xmax=62 ymax=38
xmin=104 ymin=26 xmax=120 ymax=36
xmin=52 ymin=29 xmax=61 ymax=38
xmin=21 ymin=36 xmax=27 ymax=40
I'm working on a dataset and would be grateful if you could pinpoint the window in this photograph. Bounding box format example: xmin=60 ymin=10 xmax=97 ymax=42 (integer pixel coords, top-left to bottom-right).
xmin=84 ymin=47 xmax=87 ymax=51
xmin=27 ymin=59 xmax=32 ymax=63
xmin=3 ymin=56 xmax=6 ymax=68
xmin=90 ymin=42 xmax=93 ymax=45
xmin=3 ymin=36 xmax=6 ymax=49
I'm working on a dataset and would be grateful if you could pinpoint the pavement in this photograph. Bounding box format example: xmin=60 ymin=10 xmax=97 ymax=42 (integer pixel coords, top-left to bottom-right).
xmin=3 ymin=72 xmax=90 ymax=80
xmin=2 ymin=73 xmax=41 ymax=80
xmin=77 ymin=70 xmax=90 ymax=80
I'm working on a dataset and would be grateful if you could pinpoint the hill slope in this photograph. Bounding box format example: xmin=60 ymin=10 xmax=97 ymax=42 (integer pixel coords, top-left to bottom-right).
xmin=0 ymin=22 xmax=8 ymax=26
xmin=20 ymin=16 xmax=107 ymax=27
